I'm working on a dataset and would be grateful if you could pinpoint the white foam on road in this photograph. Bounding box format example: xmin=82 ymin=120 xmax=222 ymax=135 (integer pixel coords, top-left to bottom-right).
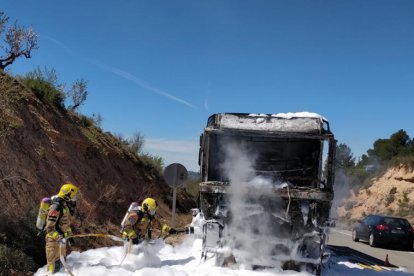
xmin=34 ymin=235 xmax=414 ymax=276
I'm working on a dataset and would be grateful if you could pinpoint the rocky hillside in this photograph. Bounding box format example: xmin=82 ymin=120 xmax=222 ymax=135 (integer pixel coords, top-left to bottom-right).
xmin=337 ymin=165 xmax=414 ymax=226
xmin=0 ymin=71 xmax=195 ymax=274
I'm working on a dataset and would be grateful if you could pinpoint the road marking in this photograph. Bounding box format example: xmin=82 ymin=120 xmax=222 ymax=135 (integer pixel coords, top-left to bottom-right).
xmin=358 ymin=263 xmax=372 ymax=269
xmin=357 ymin=263 xmax=385 ymax=271
xmin=371 ymin=265 xmax=383 ymax=271
xmin=332 ymin=229 xmax=352 ymax=237
xmin=350 ymin=253 xmax=377 ymax=266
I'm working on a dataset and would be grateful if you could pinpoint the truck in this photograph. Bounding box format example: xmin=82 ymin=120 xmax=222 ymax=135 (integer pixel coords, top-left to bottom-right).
xmin=197 ymin=112 xmax=336 ymax=275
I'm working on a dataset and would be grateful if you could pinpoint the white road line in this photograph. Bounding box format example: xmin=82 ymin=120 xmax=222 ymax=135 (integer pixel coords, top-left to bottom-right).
xmin=332 ymin=229 xmax=352 ymax=237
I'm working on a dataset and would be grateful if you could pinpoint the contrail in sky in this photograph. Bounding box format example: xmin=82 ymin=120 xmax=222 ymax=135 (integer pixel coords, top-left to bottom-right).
xmin=89 ymin=60 xmax=197 ymax=109
xmin=44 ymin=36 xmax=75 ymax=55
xmin=46 ymin=36 xmax=197 ymax=109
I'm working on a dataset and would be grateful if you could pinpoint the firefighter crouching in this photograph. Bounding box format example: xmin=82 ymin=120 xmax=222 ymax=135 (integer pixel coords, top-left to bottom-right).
xmin=121 ymin=197 xmax=159 ymax=244
xmin=45 ymin=183 xmax=78 ymax=274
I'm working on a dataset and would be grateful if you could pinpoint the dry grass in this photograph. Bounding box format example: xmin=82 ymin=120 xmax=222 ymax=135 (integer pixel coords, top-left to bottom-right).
xmin=0 ymin=71 xmax=199 ymax=274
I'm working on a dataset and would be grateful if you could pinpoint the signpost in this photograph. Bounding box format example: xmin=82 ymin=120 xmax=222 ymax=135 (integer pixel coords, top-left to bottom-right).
xmin=164 ymin=163 xmax=188 ymax=228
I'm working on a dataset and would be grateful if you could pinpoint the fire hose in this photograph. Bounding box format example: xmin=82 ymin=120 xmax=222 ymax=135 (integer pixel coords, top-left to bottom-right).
xmin=161 ymin=226 xmax=194 ymax=240
xmin=58 ymin=233 xmax=128 ymax=276
xmin=58 ymin=227 xmax=194 ymax=275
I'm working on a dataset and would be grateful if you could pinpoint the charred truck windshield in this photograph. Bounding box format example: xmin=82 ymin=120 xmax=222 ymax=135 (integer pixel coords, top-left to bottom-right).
xmin=198 ymin=113 xmax=336 ymax=275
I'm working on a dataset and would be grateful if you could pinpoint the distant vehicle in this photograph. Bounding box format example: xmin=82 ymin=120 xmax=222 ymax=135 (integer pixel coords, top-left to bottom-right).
xmin=352 ymin=214 xmax=414 ymax=250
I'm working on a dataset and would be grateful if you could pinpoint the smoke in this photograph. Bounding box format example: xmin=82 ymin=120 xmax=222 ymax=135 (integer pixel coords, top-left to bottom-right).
xmin=330 ymin=168 xmax=356 ymax=219
xmin=331 ymin=155 xmax=386 ymax=221
xmin=219 ymin=141 xmax=297 ymax=268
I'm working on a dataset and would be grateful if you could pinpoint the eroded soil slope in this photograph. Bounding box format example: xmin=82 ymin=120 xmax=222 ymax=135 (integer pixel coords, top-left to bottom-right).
xmin=338 ymin=165 xmax=414 ymax=225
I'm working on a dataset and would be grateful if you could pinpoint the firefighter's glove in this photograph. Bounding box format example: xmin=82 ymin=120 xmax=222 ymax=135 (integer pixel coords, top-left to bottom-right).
xmin=132 ymin=238 xmax=141 ymax=245
xmin=162 ymin=224 xmax=171 ymax=234
xmin=162 ymin=224 xmax=176 ymax=235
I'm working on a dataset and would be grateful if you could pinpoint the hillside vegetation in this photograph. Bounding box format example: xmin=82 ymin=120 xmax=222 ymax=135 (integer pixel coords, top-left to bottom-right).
xmin=334 ymin=130 xmax=414 ymax=226
xmin=337 ymin=166 xmax=414 ymax=226
xmin=0 ymin=71 xmax=196 ymax=275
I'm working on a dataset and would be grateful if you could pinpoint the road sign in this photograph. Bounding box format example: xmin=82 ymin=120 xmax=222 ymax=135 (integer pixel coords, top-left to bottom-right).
xmin=163 ymin=163 xmax=188 ymax=227
xmin=164 ymin=163 xmax=188 ymax=188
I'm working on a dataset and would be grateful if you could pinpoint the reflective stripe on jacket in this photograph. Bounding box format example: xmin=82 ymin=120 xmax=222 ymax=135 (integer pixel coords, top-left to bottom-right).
xmin=45 ymin=198 xmax=72 ymax=238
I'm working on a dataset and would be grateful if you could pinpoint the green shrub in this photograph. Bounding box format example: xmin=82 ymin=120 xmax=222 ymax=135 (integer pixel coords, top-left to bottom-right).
xmin=391 ymin=155 xmax=414 ymax=169
xmin=112 ymin=133 xmax=130 ymax=148
xmin=0 ymin=208 xmax=45 ymax=273
xmin=396 ymin=192 xmax=410 ymax=217
xmin=113 ymin=133 xmax=145 ymax=156
xmin=184 ymin=178 xmax=200 ymax=199
xmin=79 ymin=114 xmax=94 ymax=128
xmin=383 ymin=208 xmax=391 ymax=215
xmin=385 ymin=187 xmax=397 ymax=207
xmin=19 ymin=70 xmax=65 ymax=109
xmin=0 ymin=244 xmax=35 ymax=272
xmin=140 ymin=152 xmax=164 ymax=177
xmin=360 ymin=178 xmax=374 ymax=190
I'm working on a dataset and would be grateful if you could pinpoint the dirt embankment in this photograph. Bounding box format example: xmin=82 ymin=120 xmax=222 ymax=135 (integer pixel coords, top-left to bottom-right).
xmin=0 ymin=72 xmax=196 ymax=274
xmin=337 ymin=166 xmax=414 ymax=225
xmin=0 ymin=72 xmax=196 ymax=221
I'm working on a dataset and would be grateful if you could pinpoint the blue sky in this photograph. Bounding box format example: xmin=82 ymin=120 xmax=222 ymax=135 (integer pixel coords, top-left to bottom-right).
xmin=2 ymin=0 xmax=414 ymax=171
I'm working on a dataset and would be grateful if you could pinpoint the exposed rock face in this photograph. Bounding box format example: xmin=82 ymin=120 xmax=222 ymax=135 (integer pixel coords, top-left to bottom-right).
xmin=337 ymin=166 xmax=414 ymax=225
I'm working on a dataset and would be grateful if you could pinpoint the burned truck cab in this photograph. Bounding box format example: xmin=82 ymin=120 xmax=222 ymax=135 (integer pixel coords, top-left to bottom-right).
xmin=198 ymin=113 xmax=336 ymax=272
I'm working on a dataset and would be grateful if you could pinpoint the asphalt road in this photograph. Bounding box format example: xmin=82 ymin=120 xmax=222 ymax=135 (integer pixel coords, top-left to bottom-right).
xmin=328 ymin=228 xmax=414 ymax=273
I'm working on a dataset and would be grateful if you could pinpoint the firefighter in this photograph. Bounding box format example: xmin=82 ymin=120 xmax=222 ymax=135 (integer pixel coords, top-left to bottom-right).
xmin=121 ymin=197 xmax=159 ymax=244
xmin=44 ymin=183 xmax=78 ymax=274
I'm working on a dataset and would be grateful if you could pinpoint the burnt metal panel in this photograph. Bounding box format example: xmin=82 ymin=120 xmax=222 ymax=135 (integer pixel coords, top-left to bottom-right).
xmin=204 ymin=128 xmax=333 ymax=140
xmin=199 ymin=182 xmax=333 ymax=202
xmin=206 ymin=113 xmax=331 ymax=135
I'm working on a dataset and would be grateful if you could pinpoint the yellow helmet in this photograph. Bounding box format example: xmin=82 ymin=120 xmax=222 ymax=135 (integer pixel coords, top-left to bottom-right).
xmin=142 ymin=197 xmax=158 ymax=215
xmin=57 ymin=183 xmax=78 ymax=201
